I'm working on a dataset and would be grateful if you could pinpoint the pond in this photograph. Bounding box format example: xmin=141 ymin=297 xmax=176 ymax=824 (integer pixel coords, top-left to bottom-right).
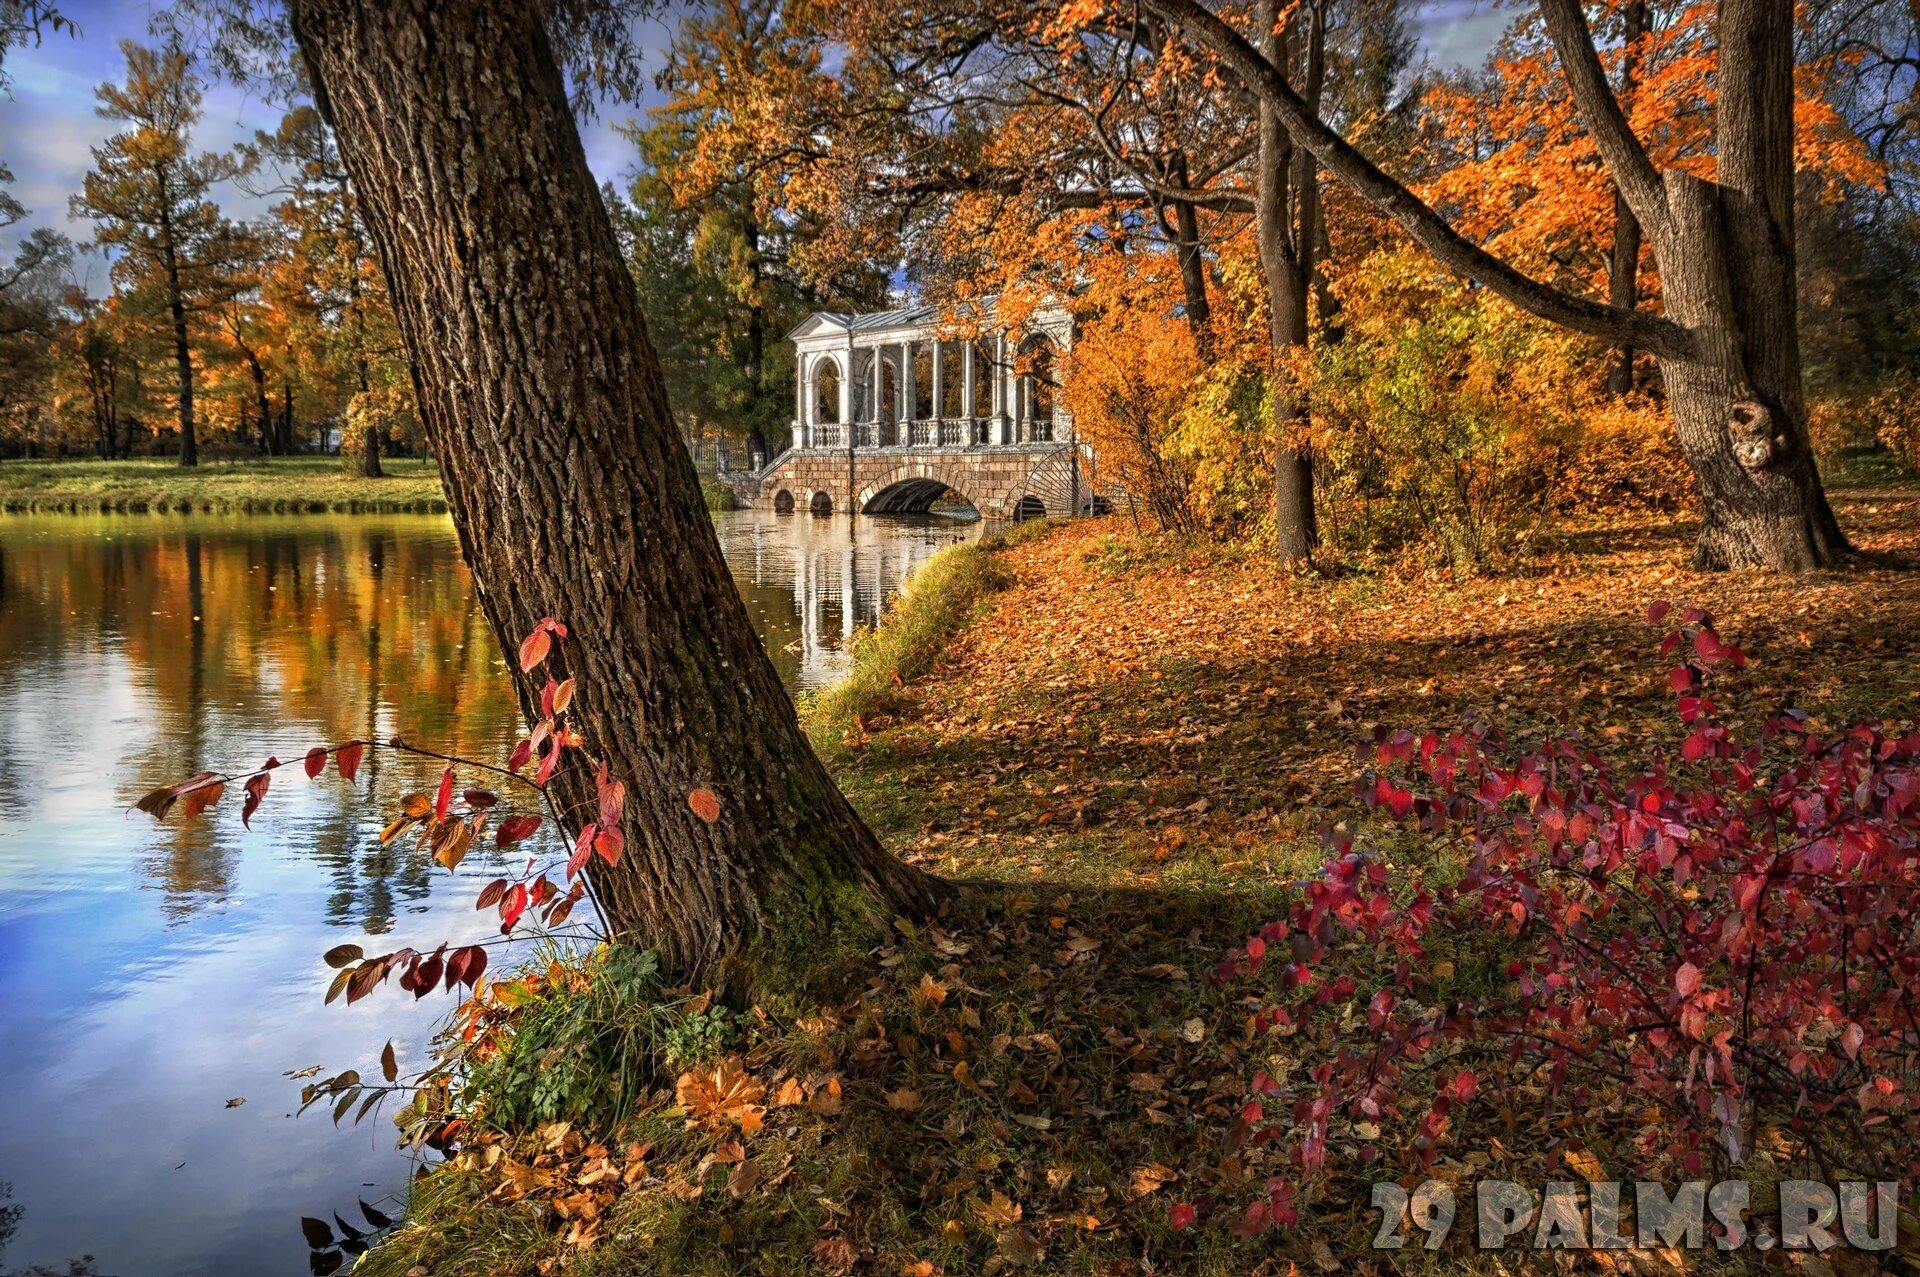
xmin=0 ymin=508 xmax=980 ymax=1277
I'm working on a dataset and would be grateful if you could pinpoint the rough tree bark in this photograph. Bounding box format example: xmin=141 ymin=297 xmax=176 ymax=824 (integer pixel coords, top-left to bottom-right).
xmin=1163 ymin=149 xmax=1214 ymax=355
xmin=287 ymin=0 xmax=944 ymax=986
xmin=1254 ymin=0 xmax=1320 ymax=565
xmin=1142 ymin=0 xmax=1849 ymax=570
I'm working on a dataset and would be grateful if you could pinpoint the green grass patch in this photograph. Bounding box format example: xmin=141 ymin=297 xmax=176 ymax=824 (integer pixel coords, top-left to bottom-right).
xmin=0 ymin=456 xmax=448 ymax=514
xmin=803 ymin=523 xmax=1053 ymax=750
xmin=702 ymin=477 xmax=739 ymax=513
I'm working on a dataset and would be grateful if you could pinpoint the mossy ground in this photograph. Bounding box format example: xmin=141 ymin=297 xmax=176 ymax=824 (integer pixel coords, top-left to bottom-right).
xmin=356 ymin=484 xmax=1920 ymax=1276
xmin=0 ymin=456 xmax=447 ymax=513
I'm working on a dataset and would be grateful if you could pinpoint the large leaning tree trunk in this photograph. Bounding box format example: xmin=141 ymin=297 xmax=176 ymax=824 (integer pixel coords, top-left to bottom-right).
xmin=286 ymin=0 xmax=944 ymax=987
xmin=1139 ymin=0 xmax=1849 ymax=570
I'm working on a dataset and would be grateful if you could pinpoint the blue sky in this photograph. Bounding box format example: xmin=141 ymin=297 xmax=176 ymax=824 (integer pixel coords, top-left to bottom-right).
xmin=1 ymin=0 xmax=1509 ymax=273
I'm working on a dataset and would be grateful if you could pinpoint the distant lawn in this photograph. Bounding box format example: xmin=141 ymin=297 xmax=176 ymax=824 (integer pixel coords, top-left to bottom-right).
xmin=0 ymin=456 xmax=448 ymax=514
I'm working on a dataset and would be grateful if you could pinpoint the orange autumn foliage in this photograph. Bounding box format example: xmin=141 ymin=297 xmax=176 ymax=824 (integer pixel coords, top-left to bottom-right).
xmin=1421 ymin=0 xmax=1883 ymax=291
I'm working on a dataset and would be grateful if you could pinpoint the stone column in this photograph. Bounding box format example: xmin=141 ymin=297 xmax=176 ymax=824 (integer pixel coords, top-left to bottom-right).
xmin=794 ymin=347 xmax=805 ymax=448
xmin=962 ymin=342 xmax=975 ymax=444
xmin=898 ymin=340 xmax=913 ymax=429
xmin=840 ymin=340 xmax=853 ymax=440
xmin=1000 ymin=336 xmax=1017 ymax=445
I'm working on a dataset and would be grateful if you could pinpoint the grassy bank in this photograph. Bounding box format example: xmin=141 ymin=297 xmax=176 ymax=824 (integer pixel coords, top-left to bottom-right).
xmin=1 ymin=457 xmax=745 ymax=515
xmin=803 ymin=518 xmax=1051 ymax=747
xmin=0 ymin=457 xmax=449 ymax=514
xmin=351 ymin=488 xmax=1920 ymax=1275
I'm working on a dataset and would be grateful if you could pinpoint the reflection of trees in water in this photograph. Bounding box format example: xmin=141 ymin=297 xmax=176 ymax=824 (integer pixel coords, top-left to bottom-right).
xmin=0 ymin=1182 xmax=106 ymax=1277
xmin=0 ymin=518 xmax=521 ymax=932
xmin=0 ymin=514 xmax=971 ymax=928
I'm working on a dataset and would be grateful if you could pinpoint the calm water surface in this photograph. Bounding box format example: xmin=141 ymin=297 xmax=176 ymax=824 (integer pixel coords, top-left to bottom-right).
xmin=0 ymin=508 xmax=979 ymax=1277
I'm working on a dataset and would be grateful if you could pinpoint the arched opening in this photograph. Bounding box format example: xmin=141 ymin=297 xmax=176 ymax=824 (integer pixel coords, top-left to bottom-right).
xmin=773 ymin=489 xmax=795 ymax=514
xmin=1019 ymin=336 xmax=1058 ymax=443
xmin=912 ymin=346 xmax=934 ymax=421
xmin=863 ymin=478 xmax=979 ymax=518
xmin=1013 ymin=494 xmax=1048 ymax=522
xmin=871 ymin=353 xmax=901 ymax=445
xmin=973 ymin=340 xmax=997 ymax=420
xmin=812 ymin=358 xmax=842 ymax=425
xmin=808 ymin=490 xmax=833 ymax=516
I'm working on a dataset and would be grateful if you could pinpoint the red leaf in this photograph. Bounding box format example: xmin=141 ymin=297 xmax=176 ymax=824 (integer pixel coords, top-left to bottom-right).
xmin=443 ymin=947 xmax=469 ymax=991
xmin=1675 ymin=961 xmax=1701 ymax=998
xmin=414 ymin=944 xmax=446 ymax=999
xmin=136 ymin=772 xmax=225 ymax=821
xmin=506 ymin=738 xmax=532 ymax=773
xmin=567 ymin=825 xmax=596 ymax=879
xmin=500 ymin=884 xmax=529 ymax=934
xmin=336 ymin=741 xmax=365 ymax=782
xmin=594 ymin=825 xmax=625 ymax=866
xmin=304 ymin=747 xmax=328 ymax=779
xmin=433 ymin=768 xmax=454 ymax=823
xmin=518 ymin=626 xmax=552 ymax=673
xmin=597 ymin=767 xmax=626 ymax=827
xmin=1170 ymin=1203 xmax=1196 ymax=1230
xmin=535 ymin=746 xmax=560 ymax=786
xmin=243 ymin=759 xmax=277 ymax=828
xmin=461 ymin=945 xmax=487 ymax=988
xmin=688 ymin=787 xmax=721 ymax=823
xmin=495 ymin=814 xmax=542 ymax=847
xmin=1645 ymin=601 xmax=1671 ymax=623
xmin=540 ymin=677 xmax=558 ymax=718
xmin=475 ymin=878 xmax=509 ymax=910
xmin=464 ymin=788 xmax=498 ymax=809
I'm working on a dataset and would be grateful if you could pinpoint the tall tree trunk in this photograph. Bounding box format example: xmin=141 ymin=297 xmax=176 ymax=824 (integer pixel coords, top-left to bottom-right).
xmin=1164 ymin=150 xmax=1213 ymax=356
xmin=244 ymin=348 xmax=276 ymax=455
xmin=349 ymin=265 xmax=384 ymax=477
xmin=1604 ymin=0 xmax=1647 ymax=397
xmin=1255 ymin=0 xmax=1314 ymax=564
xmin=280 ymin=379 xmax=296 ymax=456
xmin=288 ymin=0 xmax=943 ymax=986
xmin=1653 ymin=0 xmax=1845 ymax=567
xmin=158 ymin=202 xmax=198 ymax=469
xmin=742 ymin=210 xmax=770 ymax=461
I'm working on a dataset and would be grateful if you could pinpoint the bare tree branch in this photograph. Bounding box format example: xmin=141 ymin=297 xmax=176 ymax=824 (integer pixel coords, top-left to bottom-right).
xmin=1132 ymin=0 xmax=1696 ymax=360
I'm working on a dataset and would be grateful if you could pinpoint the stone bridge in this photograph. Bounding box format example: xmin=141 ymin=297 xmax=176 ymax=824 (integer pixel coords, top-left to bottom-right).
xmin=722 ymin=443 xmax=1095 ymax=521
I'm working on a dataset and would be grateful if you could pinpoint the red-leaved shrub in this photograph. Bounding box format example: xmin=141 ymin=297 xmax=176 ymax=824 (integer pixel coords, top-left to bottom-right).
xmin=1222 ymin=604 xmax=1920 ymax=1233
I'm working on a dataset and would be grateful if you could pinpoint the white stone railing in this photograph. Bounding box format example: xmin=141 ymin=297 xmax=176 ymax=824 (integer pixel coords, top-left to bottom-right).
xmin=792 ymin=416 xmax=1068 ymax=451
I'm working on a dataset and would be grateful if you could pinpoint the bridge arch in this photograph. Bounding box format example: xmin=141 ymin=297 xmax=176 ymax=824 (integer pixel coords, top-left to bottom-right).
xmin=859 ymin=460 xmax=1005 ymax=519
xmin=772 ymin=488 xmax=795 ymax=514
xmin=808 ymin=490 xmax=833 ymax=516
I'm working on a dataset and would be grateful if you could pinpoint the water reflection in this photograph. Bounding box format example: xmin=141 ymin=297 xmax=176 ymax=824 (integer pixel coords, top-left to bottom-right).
xmin=0 ymin=508 xmax=975 ymax=1277
xmin=715 ymin=508 xmax=980 ymax=689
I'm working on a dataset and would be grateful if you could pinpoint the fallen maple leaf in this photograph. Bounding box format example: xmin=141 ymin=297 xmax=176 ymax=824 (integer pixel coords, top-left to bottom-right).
xmin=1130 ymin=1163 xmax=1178 ymax=1197
xmin=675 ymin=1057 xmax=766 ymax=1132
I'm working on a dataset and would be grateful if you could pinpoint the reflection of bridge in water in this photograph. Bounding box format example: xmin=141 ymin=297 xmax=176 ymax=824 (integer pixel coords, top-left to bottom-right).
xmin=720 ymin=303 xmax=1105 ymax=521
xmin=713 ymin=509 xmax=979 ymax=690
